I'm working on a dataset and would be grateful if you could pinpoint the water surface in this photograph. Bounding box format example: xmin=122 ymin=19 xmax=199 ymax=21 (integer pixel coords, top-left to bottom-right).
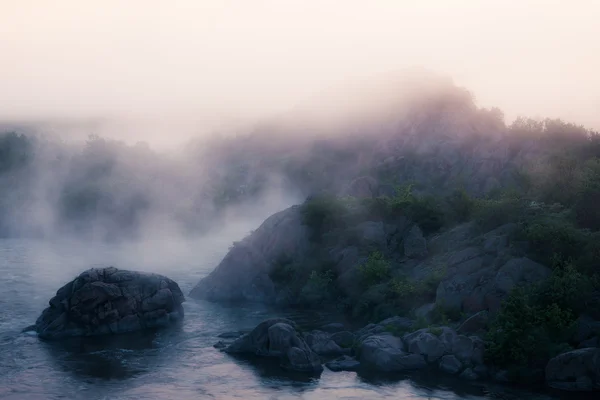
xmin=0 ymin=235 xmax=590 ymax=400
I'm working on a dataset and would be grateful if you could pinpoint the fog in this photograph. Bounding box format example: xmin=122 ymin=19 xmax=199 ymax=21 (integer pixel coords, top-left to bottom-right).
xmin=0 ymin=1 xmax=599 ymax=261
xmin=1 ymin=0 xmax=599 ymax=149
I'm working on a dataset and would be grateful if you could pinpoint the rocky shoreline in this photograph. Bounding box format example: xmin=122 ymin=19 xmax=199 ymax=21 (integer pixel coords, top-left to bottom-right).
xmin=214 ymin=316 xmax=600 ymax=392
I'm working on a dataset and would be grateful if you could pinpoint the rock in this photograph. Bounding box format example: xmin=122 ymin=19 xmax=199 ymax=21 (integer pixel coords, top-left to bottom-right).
xmin=356 ymin=323 xmax=386 ymax=343
xmin=451 ymin=335 xmax=475 ymax=365
xmin=33 ymin=267 xmax=185 ymax=339
xmin=214 ymin=340 xmax=227 ymax=350
xmin=494 ymin=257 xmax=551 ymax=295
xmin=331 ymin=331 xmax=355 ymax=349
xmin=224 ymin=319 xmax=322 ymax=373
xmin=378 ymin=316 xmax=414 ymax=332
xmin=404 ymin=225 xmax=427 ymax=259
xmin=483 ymin=234 xmax=509 ymax=255
xmin=545 ymin=348 xmax=600 ymax=391
xmin=579 ymin=337 xmax=600 ymax=349
xmin=305 ymin=330 xmax=347 ymax=356
xmin=325 ymin=355 xmax=361 ymax=372
xmin=414 ymin=303 xmax=435 ymax=321
xmin=359 ymin=334 xmax=427 ymax=372
xmin=474 ymin=365 xmax=489 ymax=379
xmin=320 ymin=323 xmax=345 ymax=333
xmin=344 ymin=176 xmax=379 ymax=198
xmin=439 ymin=355 xmax=463 ymax=374
xmin=460 ymin=367 xmax=479 ymax=380
xmin=354 ymin=221 xmax=387 ymax=248
xmin=190 ymin=206 xmax=310 ymax=303
xmin=403 ymin=329 xmax=446 ymax=363
xmin=457 ymin=311 xmax=489 ymax=335
xmin=493 ymin=369 xmax=510 ymax=382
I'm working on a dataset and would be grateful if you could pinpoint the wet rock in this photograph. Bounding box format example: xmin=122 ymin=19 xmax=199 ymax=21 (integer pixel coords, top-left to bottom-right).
xmin=325 ymin=355 xmax=361 ymax=372
xmin=439 ymin=354 xmax=463 ymax=374
xmin=33 ymin=267 xmax=185 ymax=339
xmin=545 ymin=348 xmax=600 ymax=391
xmin=213 ymin=340 xmax=227 ymax=350
xmin=224 ymin=319 xmax=322 ymax=373
xmin=305 ymin=330 xmax=347 ymax=356
xmin=359 ymin=334 xmax=427 ymax=372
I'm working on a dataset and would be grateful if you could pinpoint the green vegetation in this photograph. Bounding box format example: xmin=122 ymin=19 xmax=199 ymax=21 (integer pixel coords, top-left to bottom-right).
xmin=486 ymin=259 xmax=591 ymax=370
xmin=358 ymin=251 xmax=390 ymax=286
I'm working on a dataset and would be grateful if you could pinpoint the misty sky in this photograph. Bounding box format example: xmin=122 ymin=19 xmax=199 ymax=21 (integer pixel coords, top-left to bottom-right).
xmin=1 ymin=0 xmax=599 ymax=146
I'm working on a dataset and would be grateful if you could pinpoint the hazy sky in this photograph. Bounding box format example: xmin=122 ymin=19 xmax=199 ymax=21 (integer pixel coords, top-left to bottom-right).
xmin=1 ymin=0 xmax=599 ymax=144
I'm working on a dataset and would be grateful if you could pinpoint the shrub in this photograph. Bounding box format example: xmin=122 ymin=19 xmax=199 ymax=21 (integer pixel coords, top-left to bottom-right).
xmin=445 ymin=188 xmax=475 ymax=223
xmin=485 ymin=262 xmax=590 ymax=369
xmin=301 ymin=194 xmax=348 ymax=240
xmin=574 ymin=158 xmax=600 ymax=231
xmin=522 ymin=217 xmax=585 ymax=266
xmin=473 ymin=191 xmax=527 ymax=231
xmin=358 ymin=251 xmax=390 ymax=286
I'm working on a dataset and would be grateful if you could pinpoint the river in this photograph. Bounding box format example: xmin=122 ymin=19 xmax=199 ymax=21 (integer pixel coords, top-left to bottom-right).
xmin=0 ymin=230 xmax=591 ymax=400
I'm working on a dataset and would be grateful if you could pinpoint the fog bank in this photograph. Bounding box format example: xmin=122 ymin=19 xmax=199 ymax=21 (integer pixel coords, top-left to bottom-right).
xmin=1 ymin=0 xmax=599 ymax=148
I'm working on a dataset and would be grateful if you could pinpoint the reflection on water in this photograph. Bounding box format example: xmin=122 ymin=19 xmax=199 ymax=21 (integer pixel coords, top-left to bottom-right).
xmin=0 ymin=237 xmax=594 ymax=399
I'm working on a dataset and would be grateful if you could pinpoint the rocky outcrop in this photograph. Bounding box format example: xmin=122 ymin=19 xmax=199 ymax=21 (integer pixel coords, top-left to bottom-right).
xmin=223 ymin=318 xmax=323 ymax=373
xmin=33 ymin=267 xmax=185 ymax=339
xmin=325 ymin=355 xmax=361 ymax=372
xmin=545 ymin=348 xmax=600 ymax=391
xmin=190 ymin=206 xmax=310 ymax=303
xmin=435 ymin=257 xmax=550 ymax=314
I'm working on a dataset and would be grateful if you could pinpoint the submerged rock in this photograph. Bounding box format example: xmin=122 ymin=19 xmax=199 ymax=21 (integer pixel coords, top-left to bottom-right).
xmin=33 ymin=267 xmax=185 ymax=339
xmin=224 ymin=318 xmax=323 ymax=373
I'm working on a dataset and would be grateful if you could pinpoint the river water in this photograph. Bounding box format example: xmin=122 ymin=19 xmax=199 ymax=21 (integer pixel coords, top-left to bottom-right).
xmin=0 ymin=230 xmax=592 ymax=400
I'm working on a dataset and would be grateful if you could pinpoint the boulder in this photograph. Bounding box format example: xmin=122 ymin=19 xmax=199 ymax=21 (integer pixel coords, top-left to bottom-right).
xmin=545 ymin=348 xmax=600 ymax=391
xmin=403 ymin=329 xmax=446 ymax=363
xmin=190 ymin=206 xmax=310 ymax=303
xmin=33 ymin=267 xmax=185 ymax=339
xmin=457 ymin=311 xmax=489 ymax=335
xmin=331 ymin=331 xmax=356 ymax=349
xmin=494 ymin=257 xmax=551 ymax=295
xmin=460 ymin=367 xmax=479 ymax=380
xmin=325 ymin=355 xmax=361 ymax=372
xmin=305 ymin=330 xmax=347 ymax=356
xmin=225 ymin=319 xmax=322 ymax=373
xmin=404 ymin=225 xmax=427 ymax=259
xmin=353 ymin=221 xmax=387 ymax=248
xmin=378 ymin=316 xmax=414 ymax=332
xmin=358 ymin=334 xmax=427 ymax=372
xmin=439 ymin=355 xmax=463 ymax=374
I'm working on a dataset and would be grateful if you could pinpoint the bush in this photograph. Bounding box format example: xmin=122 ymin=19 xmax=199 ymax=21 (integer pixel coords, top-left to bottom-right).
xmin=301 ymin=195 xmax=349 ymax=240
xmin=473 ymin=191 xmax=527 ymax=231
xmin=358 ymin=251 xmax=390 ymax=286
xmin=486 ymin=262 xmax=590 ymax=369
xmin=522 ymin=217 xmax=586 ymax=266
xmin=445 ymin=188 xmax=475 ymax=223
xmin=574 ymin=159 xmax=600 ymax=231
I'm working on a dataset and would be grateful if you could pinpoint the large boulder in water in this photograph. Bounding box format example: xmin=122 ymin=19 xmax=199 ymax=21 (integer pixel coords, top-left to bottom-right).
xmin=33 ymin=267 xmax=185 ymax=339
xmin=190 ymin=206 xmax=310 ymax=303
xmin=223 ymin=318 xmax=323 ymax=373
